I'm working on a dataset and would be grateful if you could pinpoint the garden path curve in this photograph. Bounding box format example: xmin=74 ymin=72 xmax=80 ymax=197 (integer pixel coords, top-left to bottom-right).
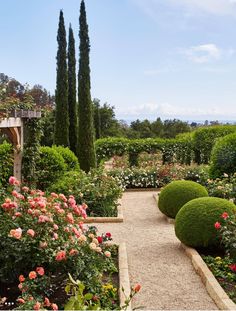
xmin=95 ymin=191 xmax=218 ymax=310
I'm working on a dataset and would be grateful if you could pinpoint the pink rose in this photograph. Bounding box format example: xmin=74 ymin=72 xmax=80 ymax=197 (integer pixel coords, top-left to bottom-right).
xmin=221 ymin=212 xmax=229 ymax=219
xmin=33 ymin=302 xmax=41 ymax=310
xmin=214 ymin=222 xmax=221 ymax=229
xmin=36 ymin=267 xmax=45 ymax=276
xmin=55 ymin=250 xmax=66 ymax=261
xmin=9 ymin=228 xmax=22 ymax=239
xmin=27 ymin=229 xmax=35 ymax=237
xmin=29 ymin=271 xmax=37 ymax=279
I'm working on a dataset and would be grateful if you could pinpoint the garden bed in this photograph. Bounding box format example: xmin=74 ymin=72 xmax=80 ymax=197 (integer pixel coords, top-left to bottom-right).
xmin=0 ymin=243 xmax=131 ymax=310
xmin=181 ymin=243 xmax=236 ymax=310
xmin=83 ymin=201 xmax=124 ymax=223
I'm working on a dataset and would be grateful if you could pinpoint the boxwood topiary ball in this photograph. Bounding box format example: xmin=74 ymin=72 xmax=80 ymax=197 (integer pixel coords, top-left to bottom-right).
xmin=175 ymin=197 xmax=236 ymax=248
xmin=158 ymin=180 xmax=208 ymax=219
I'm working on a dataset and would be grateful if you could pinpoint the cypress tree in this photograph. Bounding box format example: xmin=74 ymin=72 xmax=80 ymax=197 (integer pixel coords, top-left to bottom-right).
xmin=93 ymin=99 xmax=101 ymax=139
xmin=68 ymin=24 xmax=78 ymax=154
xmin=78 ymin=0 xmax=96 ymax=172
xmin=54 ymin=10 xmax=69 ymax=146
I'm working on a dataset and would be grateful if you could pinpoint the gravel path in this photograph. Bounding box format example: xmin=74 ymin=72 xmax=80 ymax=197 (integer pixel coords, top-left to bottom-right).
xmin=96 ymin=191 xmax=218 ymax=310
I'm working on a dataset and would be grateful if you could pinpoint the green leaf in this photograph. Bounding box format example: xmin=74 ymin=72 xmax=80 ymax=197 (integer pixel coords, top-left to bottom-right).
xmin=84 ymin=293 xmax=93 ymax=300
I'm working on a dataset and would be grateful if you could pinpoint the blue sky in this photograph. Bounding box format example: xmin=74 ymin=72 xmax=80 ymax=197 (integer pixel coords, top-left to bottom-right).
xmin=1 ymin=0 xmax=236 ymax=121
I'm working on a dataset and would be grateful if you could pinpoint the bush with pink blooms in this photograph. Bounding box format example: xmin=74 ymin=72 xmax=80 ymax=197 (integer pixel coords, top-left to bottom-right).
xmin=214 ymin=212 xmax=236 ymax=261
xmin=0 ymin=177 xmax=121 ymax=310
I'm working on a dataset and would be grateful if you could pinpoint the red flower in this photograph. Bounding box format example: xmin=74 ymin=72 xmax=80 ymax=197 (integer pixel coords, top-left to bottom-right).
xmin=133 ymin=284 xmax=141 ymax=292
xmin=97 ymin=236 xmax=103 ymax=243
xmin=18 ymin=275 xmax=25 ymax=282
xmin=36 ymin=267 xmax=45 ymax=276
xmin=229 ymin=264 xmax=236 ymax=272
xmin=221 ymin=212 xmax=229 ymax=219
xmin=17 ymin=298 xmax=25 ymax=304
xmin=106 ymin=232 xmax=111 ymax=238
xmin=214 ymin=222 xmax=221 ymax=230
xmin=55 ymin=250 xmax=66 ymax=261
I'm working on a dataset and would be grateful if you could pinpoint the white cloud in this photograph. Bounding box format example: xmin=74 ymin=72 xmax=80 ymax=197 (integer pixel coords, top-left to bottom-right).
xmin=131 ymin=0 xmax=236 ymax=17
xmin=183 ymin=44 xmax=221 ymax=63
xmin=116 ymin=102 xmax=236 ymax=120
xmin=172 ymin=0 xmax=236 ymax=16
xmin=179 ymin=44 xmax=235 ymax=63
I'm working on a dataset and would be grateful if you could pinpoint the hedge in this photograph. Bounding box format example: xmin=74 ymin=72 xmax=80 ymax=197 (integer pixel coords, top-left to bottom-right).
xmin=95 ymin=126 xmax=236 ymax=166
xmin=193 ymin=125 xmax=236 ymax=164
xmin=95 ymin=137 xmax=192 ymax=166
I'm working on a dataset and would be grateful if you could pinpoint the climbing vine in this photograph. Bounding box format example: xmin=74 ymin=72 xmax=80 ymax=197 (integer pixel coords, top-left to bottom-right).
xmin=22 ymin=118 xmax=42 ymax=186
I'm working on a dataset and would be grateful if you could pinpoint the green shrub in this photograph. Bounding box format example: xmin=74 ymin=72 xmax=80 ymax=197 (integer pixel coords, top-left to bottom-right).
xmin=36 ymin=146 xmax=66 ymax=189
xmin=175 ymin=197 xmax=236 ymax=248
xmin=210 ymin=133 xmax=236 ymax=178
xmin=50 ymin=169 xmax=122 ymax=217
xmin=52 ymin=145 xmax=79 ymax=171
xmin=193 ymin=125 xmax=236 ymax=164
xmin=0 ymin=142 xmax=13 ymax=187
xmin=158 ymin=180 xmax=208 ymax=218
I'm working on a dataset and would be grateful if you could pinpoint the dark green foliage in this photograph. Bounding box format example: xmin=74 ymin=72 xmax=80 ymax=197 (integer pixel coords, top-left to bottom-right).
xmin=158 ymin=180 xmax=208 ymax=218
xmin=78 ymin=0 xmax=96 ymax=172
xmin=54 ymin=10 xmax=69 ymax=147
xmin=130 ymin=118 xmax=190 ymax=139
xmin=93 ymin=99 xmax=101 ymax=139
xmin=36 ymin=146 xmax=66 ymax=189
xmin=40 ymin=110 xmax=55 ymax=146
xmin=52 ymin=145 xmax=79 ymax=171
xmin=68 ymin=25 xmax=78 ymax=155
xmin=22 ymin=119 xmax=42 ymax=186
xmin=49 ymin=169 xmax=122 ymax=217
xmin=0 ymin=142 xmax=13 ymax=187
xmin=210 ymin=133 xmax=236 ymax=178
xmin=193 ymin=125 xmax=236 ymax=164
xmin=175 ymin=197 xmax=236 ymax=248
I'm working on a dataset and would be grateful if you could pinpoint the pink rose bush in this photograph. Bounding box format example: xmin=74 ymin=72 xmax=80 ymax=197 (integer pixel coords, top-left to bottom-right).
xmin=0 ymin=177 xmax=119 ymax=310
xmin=215 ymin=212 xmax=236 ymax=261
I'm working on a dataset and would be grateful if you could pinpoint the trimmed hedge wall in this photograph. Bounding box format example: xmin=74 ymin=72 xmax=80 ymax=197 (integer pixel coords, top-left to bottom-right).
xmin=95 ymin=137 xmax=192 ymax=165
xmin=95 ymin=126 xmax=236 ymax=166
xmin=193 ymin=125 xmax=236 ymax=164
xmin=210 ymin=132 xmax=236 ymax=178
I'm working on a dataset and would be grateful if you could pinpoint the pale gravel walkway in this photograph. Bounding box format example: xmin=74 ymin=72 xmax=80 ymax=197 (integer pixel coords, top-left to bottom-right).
xmin=95 ymin=191 xmax=218 ymax=310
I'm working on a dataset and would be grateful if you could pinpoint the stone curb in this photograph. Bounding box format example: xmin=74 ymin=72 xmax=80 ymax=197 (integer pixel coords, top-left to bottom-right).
xmin=125 ymin=188 xmax=160 ymax=192
xmin=153 ymin=193 xmax=175 ymax=224
xmin=119 ymin=242 xmax=132 ymax=310
xmin=153 ymin=192 xmax=236 ymax=309
xmin=83 ymin=199 xmax=124 ymax=223
xmin=181 ymin=243 xmax=236 ymax=310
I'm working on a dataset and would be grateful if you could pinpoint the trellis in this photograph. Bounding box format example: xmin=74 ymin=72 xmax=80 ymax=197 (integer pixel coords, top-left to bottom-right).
xmin=0 ymin=110 xmax=41 ymax=182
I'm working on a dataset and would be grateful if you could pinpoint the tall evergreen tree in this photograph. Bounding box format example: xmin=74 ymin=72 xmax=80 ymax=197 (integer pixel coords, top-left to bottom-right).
xmin=54 ymin=10 xmax=69 ymax=146
xmin=78 ymin=0 xmax=96 ymax=172
xmin=68 ymin=24 xmax=78 ymax=154
xmin=93 ymin=99 xmax=101 ymax=139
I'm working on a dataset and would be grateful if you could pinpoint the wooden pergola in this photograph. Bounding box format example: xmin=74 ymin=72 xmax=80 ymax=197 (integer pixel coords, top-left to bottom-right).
xmin=0 ymin=110 xmax=41 ymax=182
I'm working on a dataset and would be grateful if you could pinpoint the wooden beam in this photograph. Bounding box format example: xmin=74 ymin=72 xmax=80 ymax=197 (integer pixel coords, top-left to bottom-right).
xmin=0 ymin=117 xmax=22 ymax=128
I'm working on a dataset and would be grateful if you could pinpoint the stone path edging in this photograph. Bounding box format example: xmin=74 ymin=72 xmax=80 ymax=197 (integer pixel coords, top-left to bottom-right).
xmin=154 ymin=193 xmax=236 ymax=309
xmin=125 ymin=188 xmax=160 ymax=192
xmin=83 ymin=200 xmax=123 ymax=223
xmin=181 ymin=243 xmax=236 ymax=310
xmin=119 ymin=242 xmax=132 ymax=310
